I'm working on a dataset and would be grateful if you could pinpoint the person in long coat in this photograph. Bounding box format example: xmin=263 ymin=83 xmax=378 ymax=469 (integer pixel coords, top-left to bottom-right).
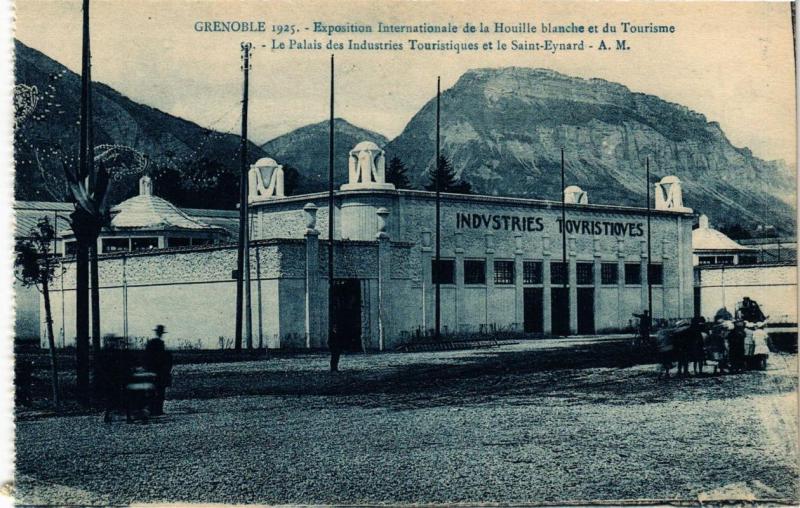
xmin=728 ymin=321 xmax=747 ymax=373
xmin=144 ymin=325 xmax=173 ymax=415
xmin=98 ymin=335 xmax=132 ymax=422
xmin=690 ymin=317 xmax=707 ymax=375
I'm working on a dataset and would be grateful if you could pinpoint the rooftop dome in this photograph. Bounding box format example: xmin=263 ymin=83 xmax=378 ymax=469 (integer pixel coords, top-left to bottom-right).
xmin=110 ymin=194 xmax=216 ymax=231
xmin=352 ymin=140 xmax=381 ymax=152
xmin=692 ymin=214 xmax=754 ymax=252
xmin=109 ymin=176 xmax=218 ymax=231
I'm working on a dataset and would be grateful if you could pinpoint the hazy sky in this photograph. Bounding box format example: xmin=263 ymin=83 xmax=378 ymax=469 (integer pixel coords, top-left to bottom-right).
xmin=14 ymin=0 xmax=797 ymax=163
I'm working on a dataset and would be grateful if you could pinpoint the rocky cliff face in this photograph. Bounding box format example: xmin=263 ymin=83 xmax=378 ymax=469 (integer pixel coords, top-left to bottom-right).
xmin=14 ymin=40 xmax=268 ymax=208
xmin=261 ymin=118 xmax=388 ymax=193
xmin=385 ymin=68 xmax=795 ymax=233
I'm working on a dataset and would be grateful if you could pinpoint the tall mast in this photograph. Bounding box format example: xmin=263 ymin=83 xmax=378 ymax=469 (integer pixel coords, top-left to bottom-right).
xmin=235 ymin=42 xmax=252 ymax=352
xmin=561 ymin=148 xmax=568 ymax=336
xmin=74 ymin=0 xmax=92 ymax=401
xmin=328 ymin=54 xmax=335 ymax=352
xmin=646 ymin=157 xmax=653 ymax=318
xmin=434 ymin=77 xmax=441 ymax=341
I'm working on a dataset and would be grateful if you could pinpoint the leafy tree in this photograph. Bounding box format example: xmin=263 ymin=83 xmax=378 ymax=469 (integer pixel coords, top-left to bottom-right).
xmin=424 ymin=155 xmax=472 ymax=194
xmin=283 ymin=164 xmax=301 ymax=196
xmin=15 ymin=217 xmax=63 ymax=409
xmin=386 ymin=156 xmax=411 ymax=189
xmin=718 ymin=224 xmax=753 ymax=240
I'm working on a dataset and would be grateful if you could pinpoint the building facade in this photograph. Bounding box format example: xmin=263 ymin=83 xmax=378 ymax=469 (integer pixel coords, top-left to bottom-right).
xmin=41 ymin=143 xmax=696 ymax=350
xmin=249 ymin=142 xmax=695 ymax=343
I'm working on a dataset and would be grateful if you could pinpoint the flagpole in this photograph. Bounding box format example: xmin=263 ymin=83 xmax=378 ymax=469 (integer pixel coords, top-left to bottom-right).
xmin=561 ymin=148 xmax=568 ymax=336
xmin=434 ymin=76 xmax=441 ymax=341
xmin=328 ymin=54 xmax=335 ymax=362
xmin=646 ymin=157 xmax=653 ymax=318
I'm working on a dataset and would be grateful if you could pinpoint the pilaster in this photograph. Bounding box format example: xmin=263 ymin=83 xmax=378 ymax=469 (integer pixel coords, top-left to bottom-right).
xmin=543 ymin=235 xmax=552 ymax=334
xmin=568 ymin=236 xmax=578 ymax=335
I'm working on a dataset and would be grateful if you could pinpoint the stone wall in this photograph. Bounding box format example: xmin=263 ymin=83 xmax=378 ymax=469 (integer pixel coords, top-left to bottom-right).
xmin=41 ymin=238 xmax=411 ymax=350
xmin=695 ymin=263 xmax=797 ymax=324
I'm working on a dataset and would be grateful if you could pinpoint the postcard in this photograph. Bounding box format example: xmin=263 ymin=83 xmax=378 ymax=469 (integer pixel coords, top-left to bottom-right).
xmin=7 ymin=0 xmax=798 ymax=505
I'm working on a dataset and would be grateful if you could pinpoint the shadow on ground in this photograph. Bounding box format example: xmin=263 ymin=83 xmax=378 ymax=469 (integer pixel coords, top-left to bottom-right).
xmin=168 ymin=339 xmax=797 ymax=410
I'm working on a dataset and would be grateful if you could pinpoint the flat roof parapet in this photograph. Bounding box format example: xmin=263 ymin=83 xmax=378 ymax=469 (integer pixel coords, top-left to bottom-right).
xmin=248 ymin=187 xmax=695 ymax=217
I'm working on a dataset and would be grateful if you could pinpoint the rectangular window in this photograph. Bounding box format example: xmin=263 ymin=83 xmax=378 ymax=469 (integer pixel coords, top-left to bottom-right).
xmin=494 ymin=260 xmax=515 ymax=285
xmin=576 ymin=263 xmax=594 ymax=285
xmin=131 ymin=237 xmax=159 ymax=251
xmin=432 ymin=259 xmax=455 ymax=284
xmin=102 ymin=238 xmax=129 ymax=253
xmin=523 ymin=261 xmax=543 ymax=285
xmin=464 ymin=259 xmax=486 ymax=285
xmin=192 ymin=238 xmax=213 ymax=246
xmin=601 ymin=263 xmax=618 ymax=285
xmin=550 ymin=262 xmax=568 ymax=285
xmin=648 ymin=263 xmax=664 ymax=285
xmin=625 ymin=263 xmax=642 ymax=285
xmin=698 ymin=256 xmax=715 ymax=265
xmin=64 ymin=241 xmax=77 ymax=256
xmin=167 ymin=237 xmax=191 ymax=248
xmin=716 ymin=256 xmax=734 ymax=265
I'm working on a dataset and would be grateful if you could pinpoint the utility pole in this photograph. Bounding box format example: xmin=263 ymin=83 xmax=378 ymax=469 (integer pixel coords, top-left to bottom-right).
xmin=235 ymin=42 xmax=253 ymax=353
xmin=560 ymin=148 xmax=568 ymax=336
xmin=646 ymin=157 xmax=653 ymax=318
xmin=434 ymin=77 xmax=441 ymax=341
xmin=88 ymin=43 xmax=100 ymax=379
xmin=328 ymin=54 xmax=336 ymax=365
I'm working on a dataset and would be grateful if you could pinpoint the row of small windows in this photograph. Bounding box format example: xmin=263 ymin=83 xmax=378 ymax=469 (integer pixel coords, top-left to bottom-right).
xmin=64 ymin=237 xmax=213 ymax=255
xmin=432 ymin=259 xmax=663 ymax=286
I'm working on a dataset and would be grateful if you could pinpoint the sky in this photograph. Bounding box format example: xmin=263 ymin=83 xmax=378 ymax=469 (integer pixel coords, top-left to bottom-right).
xmin=13 ymin=0 xmax=798 ymax=164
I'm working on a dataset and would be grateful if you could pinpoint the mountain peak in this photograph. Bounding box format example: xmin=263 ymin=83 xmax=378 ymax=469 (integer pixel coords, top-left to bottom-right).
xmin=261 ymin=118 xmax=388 ymax=193
xmin=385 ymin=66 xmax=795 ymax=234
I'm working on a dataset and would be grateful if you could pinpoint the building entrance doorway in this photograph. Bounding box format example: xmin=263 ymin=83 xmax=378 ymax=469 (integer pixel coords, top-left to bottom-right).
xmin=331 ymin=279 xmax=363 ymax=352
xmin=577 ymin=287 xmax=595 ymax=335
xmin=523 ymin=288 xmax=543 ymax=333
xmin=551 ymin=288 xmax=570 ymax=336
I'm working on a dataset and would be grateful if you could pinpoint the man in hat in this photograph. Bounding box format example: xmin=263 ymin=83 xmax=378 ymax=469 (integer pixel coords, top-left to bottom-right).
xmin=144 ymin=324 xmax=173 ymax=415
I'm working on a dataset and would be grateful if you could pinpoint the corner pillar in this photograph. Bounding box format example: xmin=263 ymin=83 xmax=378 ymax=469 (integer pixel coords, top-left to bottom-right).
xmin=304 ymin=203 xmax=321 ymax=349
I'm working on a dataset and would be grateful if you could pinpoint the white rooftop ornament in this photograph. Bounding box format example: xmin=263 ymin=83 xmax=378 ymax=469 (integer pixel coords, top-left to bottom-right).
xmin=249 ymin=157 xmax=285 ymax=202
xmin=654 ymin=175 xmax=692 ymax=212
xmin=564 ymin=185 xmax=588 ymax=204
xmin=341 ymin=140 xmax=395 ymax=191
xmin=139 ymin=174 xmax=153 ymax=196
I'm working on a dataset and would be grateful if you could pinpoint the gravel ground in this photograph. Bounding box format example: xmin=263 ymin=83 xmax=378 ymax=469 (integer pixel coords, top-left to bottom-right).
xmin=14 ymin=337 xmax=799 ymax=505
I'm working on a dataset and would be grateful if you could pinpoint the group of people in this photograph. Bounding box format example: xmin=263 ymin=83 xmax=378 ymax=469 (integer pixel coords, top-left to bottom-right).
xmin=652 ymin=297 xmax=770 ymax=378
xmin=98 ymin=324 xmax=173 ymax=422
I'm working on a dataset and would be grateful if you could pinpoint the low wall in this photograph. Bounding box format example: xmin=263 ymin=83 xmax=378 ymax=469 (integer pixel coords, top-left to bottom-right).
xmin=41 ymin=237 xmax=416 ymax=350
xmin=695 ymin=263 xmax=797 ymax=324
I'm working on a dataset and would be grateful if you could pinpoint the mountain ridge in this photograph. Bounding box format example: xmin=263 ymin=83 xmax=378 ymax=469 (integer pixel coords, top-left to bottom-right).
xmin=383 ymin=67 xmax=795 ymax=232
xmin=13 ymin=39 xmax=269 ymax=209
xmin=260 ymin=118 xmax=388 ymax=193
